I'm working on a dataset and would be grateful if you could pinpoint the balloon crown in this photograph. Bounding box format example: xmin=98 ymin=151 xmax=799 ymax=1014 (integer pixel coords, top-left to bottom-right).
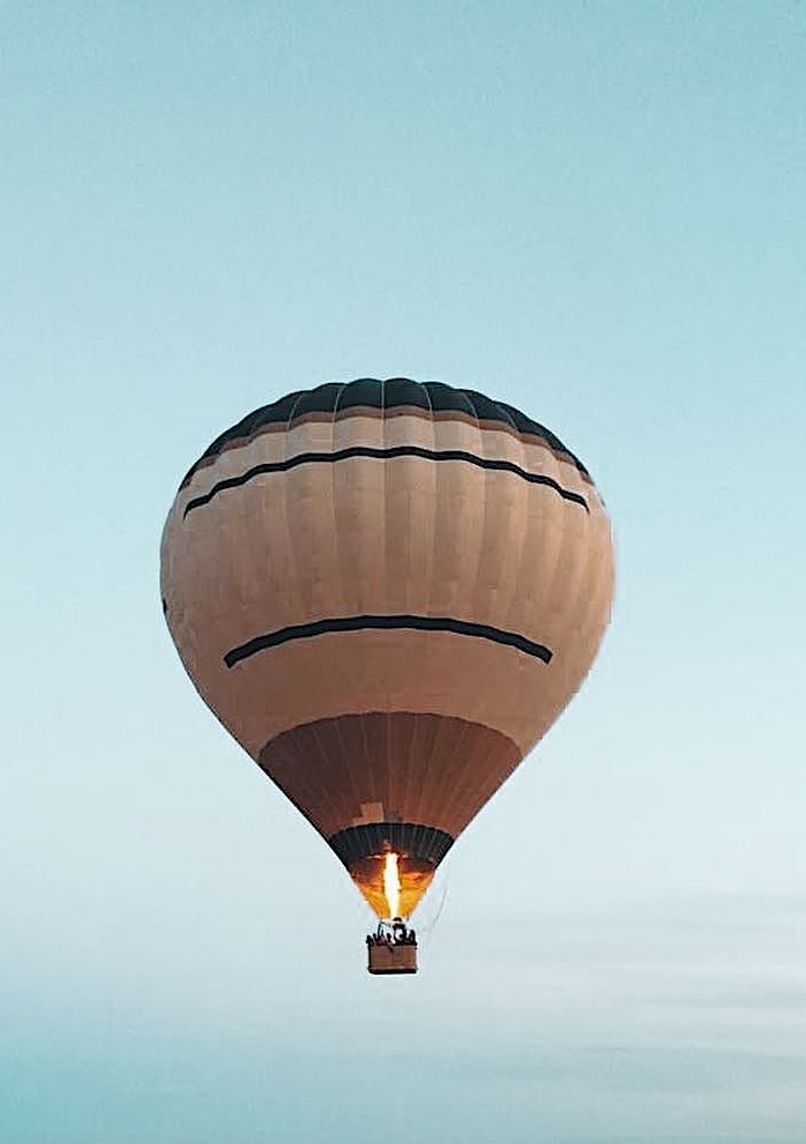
xmin=180 ymin=377 xmax=589 ymax=489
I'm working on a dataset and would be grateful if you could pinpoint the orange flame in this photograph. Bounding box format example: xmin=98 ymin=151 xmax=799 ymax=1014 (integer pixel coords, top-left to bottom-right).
xmin=383 ymin=852 xmax=401 ymax=918
xmin=349 ymin=852 xmax=435 ymax=919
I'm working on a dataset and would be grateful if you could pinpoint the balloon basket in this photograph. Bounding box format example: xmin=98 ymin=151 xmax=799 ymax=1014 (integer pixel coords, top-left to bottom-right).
xmin=366 ymin=918 xmax=418 ymax=975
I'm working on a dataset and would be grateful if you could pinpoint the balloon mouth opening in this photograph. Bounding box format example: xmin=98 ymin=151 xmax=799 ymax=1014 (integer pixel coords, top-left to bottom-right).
xmin=349 ymin=850 xmax=436 ymax=919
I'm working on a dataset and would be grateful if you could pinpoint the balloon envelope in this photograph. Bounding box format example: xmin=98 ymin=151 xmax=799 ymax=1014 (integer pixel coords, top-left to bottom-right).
xmin=161 ymin=379 xmax=614 ymax=917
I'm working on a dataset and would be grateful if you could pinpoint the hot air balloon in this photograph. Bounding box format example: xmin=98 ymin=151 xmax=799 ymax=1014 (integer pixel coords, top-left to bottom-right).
xmin=160 ymin=379 xmax=614 ymax=973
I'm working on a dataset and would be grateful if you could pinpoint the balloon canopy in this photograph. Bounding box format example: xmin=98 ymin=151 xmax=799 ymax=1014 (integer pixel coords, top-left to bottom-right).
xmin=161 ymin=379 xmax=614 ymax=918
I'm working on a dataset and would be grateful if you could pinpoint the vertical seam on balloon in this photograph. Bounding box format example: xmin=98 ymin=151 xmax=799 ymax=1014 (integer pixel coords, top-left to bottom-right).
xmin=279 ymin=394 xmax=308 ymax=646
xmin=407 ymin=717 xmax=435 ymax=830
xmin=466 ymin=393 xmax=494 ymax=676
xmin=419 ymin=381 xmax=433 ymax=416
xmin=557 ymin=494 xmax=598 ymax=702
xmin=351 ymin=716 xmax=377 ymax=831
xmin=515 ymin=436 xmax=567 ymax=676
xmin=398 ymin=712 xmax=420 ymax=832
xmin=386 ymin=714 xmax=401 ymax=829
xmin=453 ymin=731 xmax=490 ymax=834
xmin=496 ymin=404 xmax=532 ymax=669
xmin=380 ymin=379 xmax=392 ymax=625
xmin=284 ymin=392 xmax=313 ymax=627
xmin=416 ymin=717 xmax=456 ymax=834
xmin=464 ymin=390 xmax=482 ymax=427
xmin=540 ymin=447 xmax=581 ymax=686
xmin=428 ymin=717 xmax=475 ymax=837
xmin=334 ymin=380 xmax=348 ymax=417
xmin=308 ymin=719 xmax=347 ymax=841
xmin=331 ymin=379 xmax=353 ymax=617
xmin=412 ymin=715 xmax=442 ymax=829
xmin=416 ymin=715 xmax=458 ymax=831
xmin=286 ymin=389 xmax=307 ymax=430
xmin=316 ymin=724 xmax=349 ymax=839
xmin=365 ymin=715 xmax=386 ymax=828
xmin=489 ymin=392 xmax=519 ymax=431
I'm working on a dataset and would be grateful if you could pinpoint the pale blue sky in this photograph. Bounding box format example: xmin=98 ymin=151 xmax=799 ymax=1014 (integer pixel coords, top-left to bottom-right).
xmin=2 ymin=3 xmax=806 ymax=1141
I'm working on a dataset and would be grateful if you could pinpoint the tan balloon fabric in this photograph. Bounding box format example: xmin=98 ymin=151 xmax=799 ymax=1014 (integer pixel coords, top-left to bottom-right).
xmin=161 ymin=381 xmax=614 ymax=917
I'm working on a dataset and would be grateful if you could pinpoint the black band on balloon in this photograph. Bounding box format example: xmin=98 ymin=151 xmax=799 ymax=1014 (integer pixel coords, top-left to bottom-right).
xmin=224 ymin=614 xmax=553 ymax=667
xmin=182 ymin=445 xmax=589 ymax=517
xmin=327 ymin=822 xmax=455 ymax=870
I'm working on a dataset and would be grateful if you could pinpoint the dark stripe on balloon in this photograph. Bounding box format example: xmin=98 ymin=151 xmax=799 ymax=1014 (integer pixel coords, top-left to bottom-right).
xmin=224 ymin=614 xmax=553 ymax=668
xmin=182 ymin=445 xmax=589 ymax=517
xmin=327 ymin=822 xmax=455 ymax=870
xmin=181 ymin=379 xmax=591 ymax=486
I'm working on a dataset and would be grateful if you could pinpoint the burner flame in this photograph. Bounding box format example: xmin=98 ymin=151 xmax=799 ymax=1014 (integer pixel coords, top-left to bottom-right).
xmin=383 ymin=852 xmax=401 ymax=918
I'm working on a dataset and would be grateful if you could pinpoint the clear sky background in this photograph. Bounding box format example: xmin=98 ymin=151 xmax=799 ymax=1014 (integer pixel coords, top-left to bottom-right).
xmin=2 ymin=3 xmax=806 ymax=1141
